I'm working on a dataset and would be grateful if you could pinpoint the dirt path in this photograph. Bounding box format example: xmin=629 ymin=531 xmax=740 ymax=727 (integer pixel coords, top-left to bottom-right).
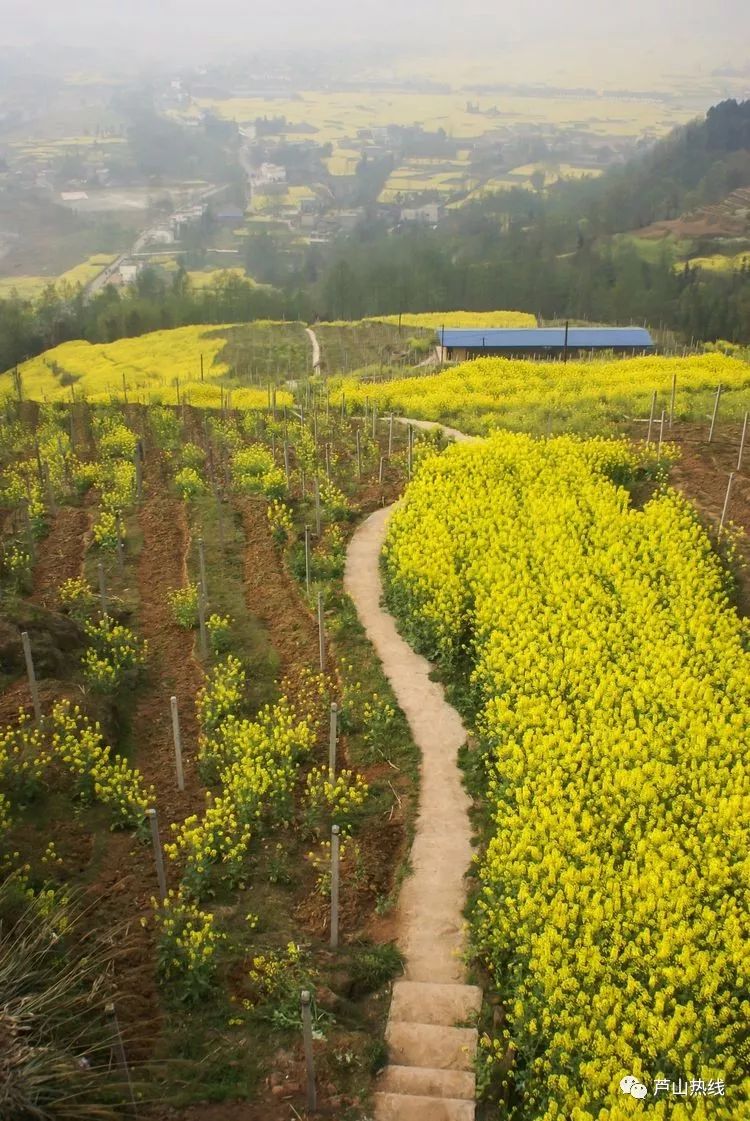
xmin=345 ymin=509 xmax=472 ymax=983
xmin=345 ymin=421 xmax=481 ymax=1120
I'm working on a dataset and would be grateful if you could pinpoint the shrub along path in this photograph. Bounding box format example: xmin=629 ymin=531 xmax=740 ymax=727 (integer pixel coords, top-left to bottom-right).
xmin=345 ymin=421 xmax=482 ymax=1121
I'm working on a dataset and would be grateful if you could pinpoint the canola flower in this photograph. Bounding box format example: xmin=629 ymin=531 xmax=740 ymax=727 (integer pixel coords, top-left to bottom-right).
xmin=383 ymin=431 xmax=750 ymax=1119
xmin=154 ymin=889 xmax=225 ymax=1005
xmin=169 ymin=692 xmax=315 ymax=900
xmin=82 ymin=617 xmax=148 ymax=693
xmin=196 ymin=655 xmax=246 ymax=734
xmin=303 ymin=766 xmax=369 ymax=833
xmin=49 ymin=701 xmax=154 ymax=830
xmin=167 ymin=583 xmax=200 ymax=630
xmin=333 ymin=352 xmax=750 ymax=436
xmin=231 ymin=445 xmax=287 ymax=500
xmin=0 ymin=714 xmax=49 ymax=838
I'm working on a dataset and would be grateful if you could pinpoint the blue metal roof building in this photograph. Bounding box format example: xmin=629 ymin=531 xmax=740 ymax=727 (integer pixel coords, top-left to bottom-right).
xmin=439 ymin=326 xmax=655 ymax=360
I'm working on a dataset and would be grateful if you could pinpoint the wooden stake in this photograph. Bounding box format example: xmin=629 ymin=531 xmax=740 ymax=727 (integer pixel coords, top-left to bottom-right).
xmin=719 ymin=472 xmax=735 ymax=533
xmin=388 ymin=412 xmax=394 ymax=456
xmin=304 ymin=524 xmax=311 ymax=594
xmin=105 ymin=1003 xmax=137 ymax=1118
xmin=146 ymin=808 xmax=167 ymax=901
xmin=97 ymin=562 xmax=108 ymax=616
xmin=646 ymin=391 xmax=657 ymax=445
xmin=355 ymin=429 xmax=361 ymax=477
xmin=669 ymin=372 xmax=677 ymax=429
xmin=314 ymin=476 xmax=321 ymax=536
xmin=737 ymin=411 xmax=748 ymax=472
xmin=329 ymin=703 xmax=338 ymax=782
xmin=317 ymin=592 xmax=325 ymax=672
xmin=198 ymin=539 xmax=208 ymax=602
xmin=21 ymin=632 xmax=41 ymax=725
xmin=170 ymin=696 xmax=185 ymax=792
xmin=301 ymin=991 xmax=317 ymax=1113
xmin=330 ymin=825 xmax=340 ymax=950
xmin=657 ymin=409 xmax=665 ymax=457
xmin=708 ymin=384 xmax=722 ymax=443
xmin=197 ymin=584 xmax=208 ymax=659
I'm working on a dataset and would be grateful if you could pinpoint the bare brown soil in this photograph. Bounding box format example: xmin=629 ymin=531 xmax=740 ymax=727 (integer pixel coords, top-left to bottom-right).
xmin=642 ymin=420 xmax=749 ymax=615
xmin=31 ymin=506 xmax=91 ymax=607
xmin=236 ymin=497 xmax=321 ymax=689
xmin=129 ymin=452 xmax=205 ymax=821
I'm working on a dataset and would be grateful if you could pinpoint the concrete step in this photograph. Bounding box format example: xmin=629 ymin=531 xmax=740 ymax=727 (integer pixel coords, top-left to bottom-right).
xmin=374 ymin=1092 xmax=475 ymax=1120
xmin=378 ymin=1064 xmax=475 ymax=1099
xmin=390 ymin=981 xmax=483 ymax=1027
xmin=385 ymin=1021 xmax=478 ymax=1071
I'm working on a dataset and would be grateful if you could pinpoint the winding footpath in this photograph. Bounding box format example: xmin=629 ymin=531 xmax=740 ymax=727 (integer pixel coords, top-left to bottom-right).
xmin=344 ymin=422 xmax=481 ymax=1121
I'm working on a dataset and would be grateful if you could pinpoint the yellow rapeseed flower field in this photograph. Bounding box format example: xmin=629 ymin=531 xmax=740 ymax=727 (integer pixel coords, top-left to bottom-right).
xmin=335 ymin=352 xmax=750 ymax=435
xmin=371 ymin=310 xmax=537 ymax=329
xmin=0 ymin=324 xmax=295 ymax=408
xmin=384 ymin=432 xmax=749 ymax=1118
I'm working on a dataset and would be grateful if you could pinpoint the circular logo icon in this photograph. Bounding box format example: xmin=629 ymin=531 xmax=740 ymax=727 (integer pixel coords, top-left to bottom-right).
xmin=620 ymin=1076 xmax=638 ymax=1093
xmin=631 ymin=1082 xmax=648 ymax=1099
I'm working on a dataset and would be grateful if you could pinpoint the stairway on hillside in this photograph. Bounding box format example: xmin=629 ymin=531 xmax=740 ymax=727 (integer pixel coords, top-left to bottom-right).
xmin=374 ymin=980 xmax=482 ymax=1121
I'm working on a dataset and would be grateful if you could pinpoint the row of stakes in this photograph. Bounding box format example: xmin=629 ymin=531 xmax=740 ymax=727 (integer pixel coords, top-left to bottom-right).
xmin=645 ymin=381 xmax=747 ymax=533
xmin=21 ymin=610 xmax=341 ymax=1116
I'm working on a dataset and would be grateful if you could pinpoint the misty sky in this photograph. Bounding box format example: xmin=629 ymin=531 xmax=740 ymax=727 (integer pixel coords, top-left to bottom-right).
xmin=2 ymin=0 xmax=750 ymax=70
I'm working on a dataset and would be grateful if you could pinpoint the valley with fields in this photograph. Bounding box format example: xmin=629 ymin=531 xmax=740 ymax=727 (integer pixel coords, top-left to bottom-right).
xmin=1 ymin=9 xmax=750 ymax=1121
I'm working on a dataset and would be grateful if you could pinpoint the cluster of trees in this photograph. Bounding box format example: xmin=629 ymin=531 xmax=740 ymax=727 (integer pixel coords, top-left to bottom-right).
xmin=312 ymin=227 xmax=750 ymax=341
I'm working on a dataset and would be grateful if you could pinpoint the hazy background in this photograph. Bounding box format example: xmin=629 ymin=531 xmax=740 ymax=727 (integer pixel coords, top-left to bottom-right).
xmin=2 ymin=0 xmax=750 ymax=78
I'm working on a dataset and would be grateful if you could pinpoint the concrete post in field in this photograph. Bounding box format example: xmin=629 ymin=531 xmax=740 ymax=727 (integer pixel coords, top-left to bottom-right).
xmin=198 ymin=539 xmax=208 ymax=602
xmin=314 ymin=476 xmax=321 ymax=536
xmin=329 ymin=702 xmax=338 ymax=782
xmin=134 ymin=451 xmax=143 ymax=501
xmin=737 ymin=412 xmax=748 ymax=472
xmin=115 ymin=516 xmax=125 ymax=573
xmin=657 ymin=410 xmax=665 ymax=457
xmin=708 ymin=384 xmax=722 ymax=443
xmin=719 ymin=472 xmax=735 ymax=533
xmin=325 ymin=443 xmax=330 ymax=481
xmin=197 ymin=583 xmax=208 ymax=658
xmin=330 ymin=824 xmax=341 ymax=949
xmin=646 ymin=390 xmax=657 ymax=445
xmin=669 ymin=372 xmax=677 ymax=429
xmin=21 ymin=632 xmax=41 ymax=725
xmin=378 ymin=456 xmax=385 ymax=484
xmin=372 ymin=404 xmax=377 ymax=439
xmin=304 ymin=524 xmax=311 ymax=594
xmin=105 ymin=1002 xmax=137 ymax=1117
xmin=355 ymin=428 xmax=362 ymax=477
xmin=170 ymin=696 xmax=185 ymax=791
xmin=43 ymin=463 xmax=56 ymax=516
xmin=317 ymin=592 xmax=325 ymax=672
xmin=388 ymin=412 xmax=394 ymax=456
xmin=97 ymin=563 xmax=108 ymax=616
xmin=147 ymin=808 xmax=167 ymax=901
xmin=301 ymin=991 xmax=317 ymax=1113
xmin=407 ymin=424 xmax=413 ymax=478
xmin=283 ymin=439 xmax=290 ymax=484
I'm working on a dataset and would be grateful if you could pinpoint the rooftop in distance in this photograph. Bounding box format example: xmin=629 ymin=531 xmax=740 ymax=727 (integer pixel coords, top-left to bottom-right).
xmin=438 ymin=327 xmax=655 ymax=349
